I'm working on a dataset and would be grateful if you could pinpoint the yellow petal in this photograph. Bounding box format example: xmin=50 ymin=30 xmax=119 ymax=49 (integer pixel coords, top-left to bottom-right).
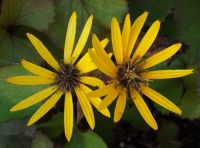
xmin=132 ymin=89 xmax=158 ymax=130
xmin=140 ymin=85 xmax=182 ymax=115
xmin=26 ymin=33 xmax=60 ymax=71
xmin=80 ymin=76 xmax=104 ymax=88
xmin=122 ymin=14 xmax=131 ymax=59
xmin=77 ymin=52 xmax=113 ymax=74
xmin=111 ymin=17 xmax=123 ymax=64
xmin=114 ymin=90 xmax=126 ymax=122
xmin=64 ymin=91 xmax=73 ymax=141
xmin=100 ymin=38 xmax=109 ymax=46
xmin=88 ymin=82 xmax=115 ymax=98
xmin=7 ymin=76 xmax=55 ymax=85
xmin=125 ymin=12 xmax=148 ymax=61
xmin=76 ymin=52 xmax=96 ymax=74
xmin=142 ymin=69 xmax=193 ymax=79
xmin=92 ymin=34 xmax=116 ymax=71
xmin=81 ymin=84 xmax=111 ymax=118
xmin=75 ymin=87 xmax=95 ymax=129
xmin=10 ymin=86 xmax=58 ymax=112
xmin=76 ymin=38 xmax=109 ymax=74
xmin=64 ymin=11 xmax=77 ymax=64
xmin=99 ymin=88 xmax=119 ymax=110
xmin=71 ymin=15 xmax=93 ymax=64
xmin=89 ymin=49 xmax=116 ymax=78
xmin=28 ymin=90 xmax=63 ymax=126
xmin=21 ymin=59 xmax=57 ymax=79
xmin=131 ymin=20 xmax=160 ymax=62
xmin=142 ymin=43 xmax=182 ymax=69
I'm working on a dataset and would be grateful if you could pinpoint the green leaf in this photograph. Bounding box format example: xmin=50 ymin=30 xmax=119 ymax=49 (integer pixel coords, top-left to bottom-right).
xmin=0 ymin=0 xmax=56 ymax=66
xmin=174 ymin=0 xmax=200 ymax=59
xmin=157 ymin=120 xmax=180 ymax=148
xmin=64 ymin=130 xmax=107 ymax=148
xmin=46 ymin=0 xmax=127 ymax=50
xmin=129 ymin=0 xmax=174 ymax=24
xmin=0 ymin=0 xmax=55 ymax=31
xmin=0 ymin=120 xmax=35 ymax=148
xmin=180 ymin=73 xmax=200 ymax=120
xmin=94 ymin=103 xmax=115 ymax=144
xmin=82 ymin=0 xmax=127 ymax=28
xmin=38 ymin=112 xmax=64 ymax=138
xmin=0 ymin=26 xmax=42 ymax=66
xmin=0 ymin=65 xmax=47 ymax=122
xmin=32 ymin=131 xmax=53 ymax=148
xmin=159 ymin=14 xmax=177 ymax=39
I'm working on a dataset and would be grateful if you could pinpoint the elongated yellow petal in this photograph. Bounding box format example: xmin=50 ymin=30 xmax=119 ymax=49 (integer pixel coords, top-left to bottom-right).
xmin=26 ymin=33 xmax=60 ymax=71
xmin=140 ymin=85 xmax=182 ymax=115
xmin=99 ymin=88 xmax=119 ymax=110
xmin=77 ymin=52 xmax=113 ymax=74
xmin=132 ymin=89 xmax=158 ymax=130
xmin=64 ymin=11 xmax=77 ymax=64
xmin=114 ymin=90 xmax=126 ymax=122
xmin=125 ymin=12 xmax=148 ymax=61
xmin=143 ymin=43 xmax=182 ymax=69
xmin=10 ymin=86 xmax=58 ymax=112
xmin=81 ymin=84 xmax=111 ymax=118
xmin=92 ymin=35 xmax=116 ymax=71
xmin=88 ymin=82 xmax=115 ymax=98
xmin=28 ymin=90 xmax=63 ymax=126
xmin=75 ymin=87 xmax=95 ymax=129
xmin=100 ymin=38 xmax=109 ymax=46
xmin=111 ymin=17 xmax=123 ymax=64
xmin=76 ymin=52 xmax=96 ymax=74
xmin=122 ymin=14 xmax=131 ymax=58
xmin=21 ymin=59 xmax=57 ymax=79
xmin=76 ymin=38 xmax=109 ymax=74
xmin=71 ymin=15 xmax=93 ymax=64
xmin=89 ymin=49 xmax=116 ymax=78
xmin=131 ymin=20 xmax=160 ymax=62
xmin=142 ymin=69 xmax=193 ymax=79
xmin=64 ymin=91 xmax=73 ymax=141
xmin=7 ymin=76 xmax=55 ymax=85
xmin=80 ymin=76 xmax=104 ymax=88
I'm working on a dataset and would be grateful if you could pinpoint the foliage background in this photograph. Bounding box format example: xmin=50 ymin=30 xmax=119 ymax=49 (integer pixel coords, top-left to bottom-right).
xmin=0 ymin=0 xmax=200 ymax=147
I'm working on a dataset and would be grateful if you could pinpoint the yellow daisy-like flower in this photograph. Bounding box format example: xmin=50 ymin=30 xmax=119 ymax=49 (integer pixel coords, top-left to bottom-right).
xmin=7 ymin=12 xmax=110 ymax=141
xmin=88 ymin=12 xmax=193 ymax=130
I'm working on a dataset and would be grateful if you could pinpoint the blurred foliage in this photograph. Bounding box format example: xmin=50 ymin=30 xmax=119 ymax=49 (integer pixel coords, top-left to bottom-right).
xmin=46 ymin=0 xmax=127 ymax=53
xmin=64 ymin=130 xmax=107 ymax=148
xmin=157 ymin=120 xmax=180 ymax=148
xmin=0 ymin=120 xmax=35 ymax=148
xmin=129 ymin=0 xmax=174 ymax=24
xmin=32 ymin=131 xmax=53 ymax=148
xmin=174 ymin=0 xmax=200 ymax=59
xmin=0 ymin=0 xmax=200 ymax=147
xmin=180 ymin=73 xmax=200 ymax=120
xmin=0 ymin=0 xmax=55 ymax=66
xmin=38 ymin=112 xmax=64 ymax=138
xmin=0 ymin=0 xmax=55 ymax=31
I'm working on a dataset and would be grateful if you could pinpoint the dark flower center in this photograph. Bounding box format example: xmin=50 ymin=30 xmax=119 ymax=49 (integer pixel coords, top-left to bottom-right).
xmin=116 ymin=61 xmax=148 ymax=91
xmin=56 ymin=63 xmax=80 ymax=92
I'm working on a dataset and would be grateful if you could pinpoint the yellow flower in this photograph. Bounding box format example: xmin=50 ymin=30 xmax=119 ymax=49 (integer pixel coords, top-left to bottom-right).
xmin=88 ymin=12 xmax=193 ymax=130
xmin=7 ymin=12 xmax=110 ymax=141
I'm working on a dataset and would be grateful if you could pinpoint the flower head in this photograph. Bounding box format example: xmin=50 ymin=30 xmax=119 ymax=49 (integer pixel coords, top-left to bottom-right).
xmin=88 ymin=12 xmax=193 ymax=130
xmin=7 ymin=11 xmax=110 ymax=141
